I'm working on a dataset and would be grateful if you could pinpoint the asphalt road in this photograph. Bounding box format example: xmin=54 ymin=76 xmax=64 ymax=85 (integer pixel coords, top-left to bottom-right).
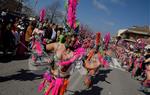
xmin=0 ymin=55 xmax=147 ymax=95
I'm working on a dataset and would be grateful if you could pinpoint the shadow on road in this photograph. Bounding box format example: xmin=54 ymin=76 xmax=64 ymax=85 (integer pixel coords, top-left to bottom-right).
xmin=139 ymin=89 xmax=150 ymax=95
xmin=143 ymin=92 xmax=150 ymax=95
xmin=92 ymin=69 xmax=112 ymax=85
xmin=74 ymin=86 xmax=103 ymax=95
xmin=0 ymin=69 xmax=42 ymax=82
xmin=0 ymin=54 xmax=30 ymax=63
xmin=73 ymin=69 xmax=112 ymax=95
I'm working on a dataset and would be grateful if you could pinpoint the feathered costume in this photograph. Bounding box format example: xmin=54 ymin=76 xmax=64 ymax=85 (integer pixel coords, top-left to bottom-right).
xmin=31 ymin=28 xmax=45 ymax=65
xmin=66 ymin=0 xmax=79 ymax=32
xmin=38 ymin=0 xmax=84 ymax=94
xmin=40 ymin=8 xmax=46 ymax=22
xmin=84 ymin=32 xmax=109 ymax=87
xmin=38 ymin=47 xmax=85 ymax=95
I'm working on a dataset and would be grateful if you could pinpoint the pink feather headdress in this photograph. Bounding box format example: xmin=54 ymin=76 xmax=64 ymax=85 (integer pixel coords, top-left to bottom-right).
xmin=40 ymin=8 xmax=46 ymax=22
xmin=67 ymin=0 xmax=78 ymax=29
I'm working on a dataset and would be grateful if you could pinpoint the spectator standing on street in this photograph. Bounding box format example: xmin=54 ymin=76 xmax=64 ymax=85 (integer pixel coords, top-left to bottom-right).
xmin=2 ymin=21 xmax=15 ymax=55
xmin=25 ymin=21 xmax=36 ymax=47
xmin=44 ymin=24 xmax=52 ymax=40
xmin=11 ymin=23 xmax=19 ymax=55
xmin=51 ymin=23 xmax=57 ymax=42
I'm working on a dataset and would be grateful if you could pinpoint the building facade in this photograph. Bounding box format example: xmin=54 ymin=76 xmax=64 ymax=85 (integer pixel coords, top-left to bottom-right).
xmin=117 ymin=26 xmax=150 ymax=42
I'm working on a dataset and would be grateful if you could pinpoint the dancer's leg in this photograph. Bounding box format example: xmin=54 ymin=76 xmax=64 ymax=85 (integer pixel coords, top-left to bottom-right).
xmin=59 ymin=79 xmax=69 ymax=95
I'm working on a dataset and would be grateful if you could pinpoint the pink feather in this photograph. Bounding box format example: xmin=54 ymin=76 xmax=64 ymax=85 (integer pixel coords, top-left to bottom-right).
xmin=44 ymin=80 xmax=55 ymax=95
xmin=59 ymin=55 xmax=78 ymax=66
xmin=40 ymin=8 xmax=46 ymax=22
xmin=35 ymin=41 xmax=42 ymax=56
xmin=51 ymin=78 xmax=63 ymax=95
xmin=44 ymin=72 xmax=52 ymax=82
xmin=38 ymin=80 xmax=46 ymax=92
xmin=38 ymin=72 xmax=52 ymax=92
xmin=74 ymin=47 xmax=85 ymax=55
xmin=98 ymin=53 xmax=109 ymax=68
xmin=67 ymin=0 xmax=78 ymax=29
xmin=59 ymin=48 xmax=85 ymax=66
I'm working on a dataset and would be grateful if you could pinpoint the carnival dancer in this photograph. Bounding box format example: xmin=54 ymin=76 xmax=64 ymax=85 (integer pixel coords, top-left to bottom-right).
xmin=38 ymin=34 xmax=85 ymax=95
xmin=25 ymin=21 xmax=36 ymax=49
xmin=83 ymin=32 xmax=109 ymax=88
xmin=30 ymin=25 xmax=45 ymax=66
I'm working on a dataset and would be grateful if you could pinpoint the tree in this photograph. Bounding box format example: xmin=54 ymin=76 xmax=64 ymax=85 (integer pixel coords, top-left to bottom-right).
xmin=0 ymin=0 xmax=35 ymax=16
xmin=79 ymin=24 xmax=94 ymax=39
xmin=21 ymin=6 xmax=36 ymax=16
xmin=46 ymin=0 xmax=65 ymax=24
xmin=0 ymin=0 xmax=22 ymax=12
xmin=21 ymin=0 xmax=37 ymax=16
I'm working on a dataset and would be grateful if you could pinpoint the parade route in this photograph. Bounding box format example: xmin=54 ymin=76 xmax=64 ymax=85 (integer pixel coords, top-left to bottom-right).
xmin=0 ymin=0 xmax=149 ymax=95
xmin=0 ymin=55 xmax=146 ymax=95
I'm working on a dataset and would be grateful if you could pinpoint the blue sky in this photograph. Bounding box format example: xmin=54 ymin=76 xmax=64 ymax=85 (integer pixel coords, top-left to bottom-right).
xmin=29 ymin=0 xmax=149 ymax=36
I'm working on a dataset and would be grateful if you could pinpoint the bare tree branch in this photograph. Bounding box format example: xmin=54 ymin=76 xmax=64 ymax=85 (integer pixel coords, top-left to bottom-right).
xmin=0 ymin=0 xmax=36 ymax=16
xmin=46 ymin=0 xmax=65 ymax=24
